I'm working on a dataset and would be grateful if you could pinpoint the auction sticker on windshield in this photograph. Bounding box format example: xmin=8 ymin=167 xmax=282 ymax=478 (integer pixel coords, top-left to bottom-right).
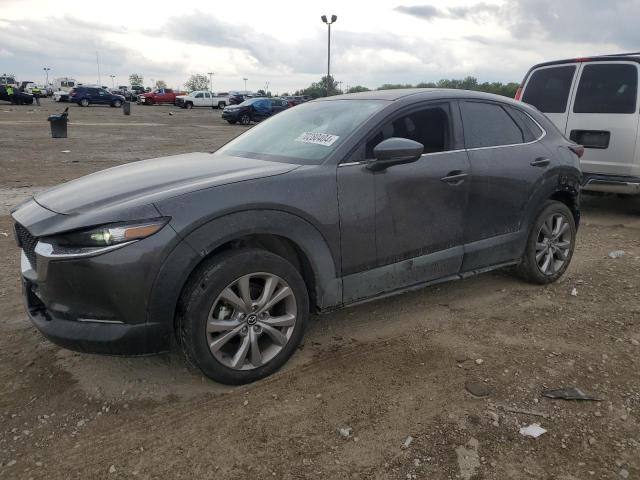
xmin=294 ymin=132 xmax=340 ymax=147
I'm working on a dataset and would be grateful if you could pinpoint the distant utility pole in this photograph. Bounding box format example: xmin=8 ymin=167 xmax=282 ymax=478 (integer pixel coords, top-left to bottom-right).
xmin=321 ymin=14 xmax=337 ymax=97
xmin=43 ymin=67 xmax=50 ymax=86
xmin=109 ymin=75 xmax=116 ymax=88
xmin=264 ymin=81 xmax=270 ymax=93
xmin=243 ymin=77 xmax=248 ymax=92
xmin=96 ymin=51 xmax=102 ymax=86
xmin=208 ymin=72 xmax=214 ymax=92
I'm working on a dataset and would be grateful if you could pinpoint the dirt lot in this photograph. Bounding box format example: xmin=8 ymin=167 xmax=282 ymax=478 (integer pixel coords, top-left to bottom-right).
xmin=1 ymin=98 xmax=639 ymax=480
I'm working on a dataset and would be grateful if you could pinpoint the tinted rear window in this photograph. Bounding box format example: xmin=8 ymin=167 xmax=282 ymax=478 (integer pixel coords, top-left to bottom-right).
xmin=461 ymin=101 xmax=524 ymax=148
xmin=505 ymin=106 xmax=543 ymax=142
xmin=573 ymin=63 xmax=638 ymax=114
xmin=522 ymin=66 xmax=576 ymax=113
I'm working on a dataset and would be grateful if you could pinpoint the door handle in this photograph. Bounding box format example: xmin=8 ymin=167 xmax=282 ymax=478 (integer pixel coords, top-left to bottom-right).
xmin=530 ymin=157 xmax=551 ymax=167
xmin=440 ymin=171 xmax=468 ymax=185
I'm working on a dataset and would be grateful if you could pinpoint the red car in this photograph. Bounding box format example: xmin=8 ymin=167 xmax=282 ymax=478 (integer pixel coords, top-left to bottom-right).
xmin=138 ymin=88 xmax=185 ymax=105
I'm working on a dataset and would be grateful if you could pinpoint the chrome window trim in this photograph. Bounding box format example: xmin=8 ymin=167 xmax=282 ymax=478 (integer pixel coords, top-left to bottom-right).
xmin=338 ymin=106 xmax=547 ymax=167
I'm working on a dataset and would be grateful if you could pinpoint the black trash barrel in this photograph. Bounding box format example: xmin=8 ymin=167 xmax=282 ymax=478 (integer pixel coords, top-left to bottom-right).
xmin=47 ymin=113 xmax=68 ymax=138
xmin=123 ymin=101 xmax=131 ymax=116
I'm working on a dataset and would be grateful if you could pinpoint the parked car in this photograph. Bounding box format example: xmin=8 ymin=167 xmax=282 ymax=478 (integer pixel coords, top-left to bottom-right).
xmin=222 ymin=97 xmax=289 ymax=124
xmin=0 ymin=86 xmax=33 ymax=104
xmin=70 ymin=86 xmax=125 ymax=107
xmin=52 ymin=77 xmax=77 ymax=102
xmin=517 ymin=53 xmax=640 ymax=196
xmin=228 ymin=93 xmax=246 ymax=105
xmin=11 ymin=89 xmax=582 ymax=384
xmin=175 ymin=91 xmax=229 ymax=109
xmin=138 ymin=88 xmax=184 ymax=105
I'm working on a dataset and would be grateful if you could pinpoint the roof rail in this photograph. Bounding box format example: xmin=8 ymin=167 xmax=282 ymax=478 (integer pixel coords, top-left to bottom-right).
xmin=598 ymin=52 xmax=640 ymax=57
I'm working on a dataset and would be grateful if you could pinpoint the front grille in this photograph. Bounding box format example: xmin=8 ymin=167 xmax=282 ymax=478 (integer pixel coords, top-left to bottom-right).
xmin=15 ymin=223 xmax=38 ymax=269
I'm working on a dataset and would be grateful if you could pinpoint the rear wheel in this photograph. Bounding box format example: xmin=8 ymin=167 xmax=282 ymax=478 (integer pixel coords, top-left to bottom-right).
xmin=178 ymin=249 xmax=309 ymax=384
xmin=516 ymin=201 xmax=576 ymax=284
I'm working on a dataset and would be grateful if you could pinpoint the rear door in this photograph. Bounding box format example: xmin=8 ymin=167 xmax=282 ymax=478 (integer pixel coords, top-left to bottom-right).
xmin=460 ymin=100 xmax=551 ymax=271
xmin=521 ymin=64 xmax=579 ymax=133
xmin=565 ymin=61 xmax=640 ymax=176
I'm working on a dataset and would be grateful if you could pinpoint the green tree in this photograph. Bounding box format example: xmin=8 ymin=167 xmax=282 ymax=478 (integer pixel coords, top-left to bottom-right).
xmin=377 ymin=83 xmax=413 ymax=90
xmin=129 ymin=73 xmax=143 ymax=86
xmin=155 ymin=80 xmax=167 ymax=89
xmin=295 ymin=75 xmax=341 ymax=98
xmin=184 ymin=74 xmax=209 ymax=92
xmin=347 ymin=85 xmax=370 ymax=93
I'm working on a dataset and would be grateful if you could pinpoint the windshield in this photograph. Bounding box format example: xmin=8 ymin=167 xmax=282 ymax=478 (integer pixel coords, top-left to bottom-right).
xmin=216 ymin=99 xmax=388 ymax=164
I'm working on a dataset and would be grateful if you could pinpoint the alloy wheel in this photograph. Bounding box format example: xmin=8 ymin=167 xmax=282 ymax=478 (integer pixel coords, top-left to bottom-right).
xmin=240 ymin=114 xmax=251 ymax=125
xmin=535 ymin=213 xmax=572 ymax=275
xmin=206 ymin=273 xmax=297 ymax=370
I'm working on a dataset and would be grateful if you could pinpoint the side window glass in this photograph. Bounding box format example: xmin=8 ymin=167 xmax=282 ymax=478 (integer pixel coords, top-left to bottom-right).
xmin=505 ymin=106 xmax=543 ymax=142
xmin=364 ymin=105 xmax=452 ymax=159
xmin=460 ymin=101 xmax=524 ymax=148
xmin=195 ymin=93 xmax=203 ymax=98
xmin=573 ymin=63 xmax=638 ymax=114
xmin=522 ymin=66 xmax=576 ymax=113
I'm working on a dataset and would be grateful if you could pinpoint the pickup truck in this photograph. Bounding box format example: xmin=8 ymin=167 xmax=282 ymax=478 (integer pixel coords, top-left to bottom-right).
xmin=175 ymin=91 xmax=229 ymax=109
xmin=138 ymin=88 xmax=185 ymax=105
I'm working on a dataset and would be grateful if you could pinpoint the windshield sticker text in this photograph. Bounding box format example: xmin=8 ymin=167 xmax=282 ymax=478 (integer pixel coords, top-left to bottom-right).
xmin=294 ymin=132 xmax=340 ymax=147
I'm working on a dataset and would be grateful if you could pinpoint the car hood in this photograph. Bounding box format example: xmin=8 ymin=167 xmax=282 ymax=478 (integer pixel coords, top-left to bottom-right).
xmin=34 ymin=152 xmax=299 ymax=215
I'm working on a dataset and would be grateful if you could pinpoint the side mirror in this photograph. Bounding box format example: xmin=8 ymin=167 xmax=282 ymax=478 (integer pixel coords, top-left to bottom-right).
xmin=367 ymin=137 xmax=424 ymax=171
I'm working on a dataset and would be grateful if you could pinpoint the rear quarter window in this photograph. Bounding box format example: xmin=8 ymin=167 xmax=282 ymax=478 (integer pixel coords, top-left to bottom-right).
xmin=522 ymin=66 xmax=576 ymax=113
xmin=573 ymin=63 xmax=638 ymax=114
xmin=505 ymin=106 xmax=544 ymax=142
xmin=461 ymin=101 xmax=525 ymax=148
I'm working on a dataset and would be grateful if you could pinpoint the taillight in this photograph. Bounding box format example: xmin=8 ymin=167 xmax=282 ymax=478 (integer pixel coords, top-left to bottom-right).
xmin=514 ymin=86 xmax=523 ymax=101
xmin=569 ymin=145 xmax=585 ymax=158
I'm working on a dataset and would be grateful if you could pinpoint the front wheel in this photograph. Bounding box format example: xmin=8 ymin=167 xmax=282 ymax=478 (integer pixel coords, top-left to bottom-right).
xmin=79 ymin=98 xmax=89 ymax=107
xmin=516 ymin=200 xmax=576 ymax=284
xmin=185 ymin=102 xmax=193 ymax=109
xmin=239 ymin=113 xmax=251 ymax=125
xmin=218 ymin=102 xmax=226 ymax=109
xmin=112 ymin=100 xmax=122 ymax=108
xmin=178 ymin=249 xmax=309 ymax=385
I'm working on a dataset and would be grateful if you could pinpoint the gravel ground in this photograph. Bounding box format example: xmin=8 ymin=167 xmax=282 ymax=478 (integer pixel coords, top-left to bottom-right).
xmin=0 ymin=98 xmax=639 ymax=479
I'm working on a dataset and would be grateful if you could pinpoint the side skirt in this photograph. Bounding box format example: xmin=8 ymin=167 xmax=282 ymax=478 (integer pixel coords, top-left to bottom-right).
xmin=319 ymin=259 xmax=519 ymax=313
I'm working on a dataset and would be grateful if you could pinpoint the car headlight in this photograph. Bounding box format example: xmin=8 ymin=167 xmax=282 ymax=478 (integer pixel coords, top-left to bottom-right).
xmin=36 ymin=218 xmax=170 ymax=258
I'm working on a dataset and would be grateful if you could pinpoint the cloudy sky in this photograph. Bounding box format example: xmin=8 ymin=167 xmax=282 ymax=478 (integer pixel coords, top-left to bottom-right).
xmin=0 ymin=0 xmax=636 ymax=93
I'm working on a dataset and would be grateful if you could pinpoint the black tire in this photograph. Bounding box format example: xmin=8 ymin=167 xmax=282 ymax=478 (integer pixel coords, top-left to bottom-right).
xmin=227 ymin=120 xmax=237 ymax=124
xmin=185 ymin=102 xmax=193 ymax=109
xmin=240 ymin=113 xmax=251 ymax=125
xmin=218 ymin=101 xmax=226 ymax=109
xmin=516 ymin=200 xmax=576 ymax=284
xmin=80 ymin=98 xmax=89 ymax=107
xmin=177 ymin=249 xmax=309 ymax=385
xmin=112 ymin=100 xmax=122 ymax=108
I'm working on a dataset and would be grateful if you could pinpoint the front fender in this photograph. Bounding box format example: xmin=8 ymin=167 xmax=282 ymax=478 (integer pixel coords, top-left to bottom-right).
xmin=146 ymin=210 xmax=342 ymax=330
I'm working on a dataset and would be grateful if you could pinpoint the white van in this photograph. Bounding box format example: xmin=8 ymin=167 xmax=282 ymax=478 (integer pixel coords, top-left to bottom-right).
xmin=517 ymin=54 xmax=640 ymax=195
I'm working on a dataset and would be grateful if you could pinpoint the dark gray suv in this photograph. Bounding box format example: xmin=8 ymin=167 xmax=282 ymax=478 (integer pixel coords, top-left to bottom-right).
xmin=12 ymin=89 xmax=582 ymax=384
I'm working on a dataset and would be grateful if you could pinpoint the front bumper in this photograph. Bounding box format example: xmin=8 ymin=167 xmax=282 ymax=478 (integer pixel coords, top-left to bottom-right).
xmin=221 ymin=110 xmax=239 ymax=121
xmin=12 ymin=210 xmax=177 ymax=356
xmin=582 ymin=173 xmax=640 ymax=195
xmin=23 ymin=277 xmax=167 ymax=355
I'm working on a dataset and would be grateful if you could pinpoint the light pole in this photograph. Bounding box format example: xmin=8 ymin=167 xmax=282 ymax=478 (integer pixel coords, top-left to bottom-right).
xmin=264 ymin=81 xmax=270 ymax=95
xmin=109 ymin=74 xmax=116 ymax=88
xmin=207 ymin=72 xmax=214 ymax=92
xmin=243 ymin=77 xmax=248 ymax=92
xmin=321 ymin=14 xmax=337 ymax=97
xmin=43 ymin=67 xmax=50 ymax=87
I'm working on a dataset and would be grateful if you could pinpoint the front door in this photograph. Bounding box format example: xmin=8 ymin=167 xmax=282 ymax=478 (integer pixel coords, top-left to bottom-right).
xmin=566 ymin=61 xmax=640 ymax=177
xmin=338 ymin=102 xmax=470 ymax=303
